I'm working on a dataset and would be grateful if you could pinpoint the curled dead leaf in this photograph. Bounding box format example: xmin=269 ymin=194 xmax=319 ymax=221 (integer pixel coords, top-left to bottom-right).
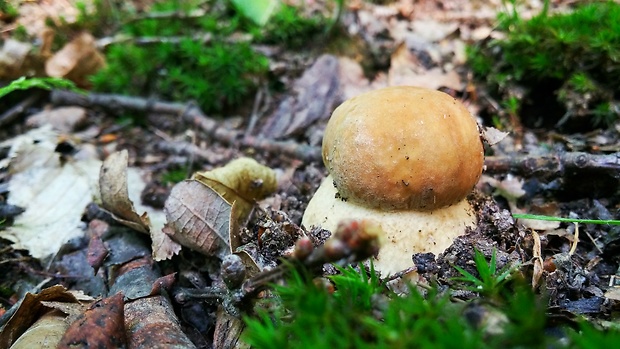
xmin=194 ymin=156 xmax=277 ymax=240
xmin=100 ymin=150 xmax=150 ymax=234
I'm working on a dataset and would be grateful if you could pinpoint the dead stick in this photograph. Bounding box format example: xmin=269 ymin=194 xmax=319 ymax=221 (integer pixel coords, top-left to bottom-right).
xmin=50 ymin=90 xmax=620 ymax=178
xmin=484 ymin=152 xmax=620 ymax=179
xmin=0 ymin=92 xmax=43 ymax=127
xmin=50 ymin=90 xmax=321 ymax=162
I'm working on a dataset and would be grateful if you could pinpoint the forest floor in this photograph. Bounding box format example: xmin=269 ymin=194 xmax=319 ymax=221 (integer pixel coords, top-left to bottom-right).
xmin=1 ymin=0 xmax=619 ymax=348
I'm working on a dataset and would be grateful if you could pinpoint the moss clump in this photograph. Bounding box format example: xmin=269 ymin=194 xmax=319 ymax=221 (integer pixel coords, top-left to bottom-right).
xmin=468 ymin=1 xmax=620 ymax=129
xmin=257 ymin=4 xmax=327 ymax=49
xmin=90 ymin=0 xmax=269 ymax=114
xmin=89 ymin=0 xmax=333 ymax=114
xmin=242 ymin=260 xmax=620 ymax=349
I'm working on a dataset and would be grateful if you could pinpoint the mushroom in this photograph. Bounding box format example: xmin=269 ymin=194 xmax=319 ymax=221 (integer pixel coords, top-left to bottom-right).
xmin=302 ymin=86 xmax=484 ymax=276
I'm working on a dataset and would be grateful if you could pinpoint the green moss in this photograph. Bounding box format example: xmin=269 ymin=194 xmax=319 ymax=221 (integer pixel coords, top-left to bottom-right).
xmin=468 ymin=1 xmax=620 ymax=127
xmin=161 ymin=167 xmax=189 ymax=184
xmin=90 ymin=0 xmax=269 ymax=114
xmin=257 ymin=4 xmax=327 ymax=49
xmin=243 ymin=255 xmax=620 ymax=348
xmin=242 ymin=263 xmax=494 ymax=348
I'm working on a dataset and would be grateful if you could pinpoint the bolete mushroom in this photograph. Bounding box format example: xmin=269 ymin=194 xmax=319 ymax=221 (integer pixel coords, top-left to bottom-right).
xmin=302 ymin=86 xmax=484 ymax=276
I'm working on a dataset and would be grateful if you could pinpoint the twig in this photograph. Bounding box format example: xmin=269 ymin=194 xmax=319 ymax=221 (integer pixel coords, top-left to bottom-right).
xmin=0 ymin=92 xmax=43 ymax=127
xmin=50 ymin=90 xmax=321 ymax=162
xmin=96 ymin=32 xmax=215 ymax=49
xmin=484 ymin=152 xmax=620 ymax=179
xmin=51 ymin=90 xmax=620 ymax=177
xmin=175 ymin=220 xmax=381 ymax=316
xmin=124 ymin=8 xmax=208 ymax=23
xmin=244 ymin=84 xmax=265 ymax=139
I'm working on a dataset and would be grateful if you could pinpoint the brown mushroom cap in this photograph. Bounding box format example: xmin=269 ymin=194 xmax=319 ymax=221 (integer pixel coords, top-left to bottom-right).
xmin=322 ymin=86 xmax=484 ymax=211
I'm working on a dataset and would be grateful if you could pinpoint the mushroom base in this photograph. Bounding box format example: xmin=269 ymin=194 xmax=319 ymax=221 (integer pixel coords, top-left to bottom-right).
xmin=302 ymin=176 xmax=477 ymax=276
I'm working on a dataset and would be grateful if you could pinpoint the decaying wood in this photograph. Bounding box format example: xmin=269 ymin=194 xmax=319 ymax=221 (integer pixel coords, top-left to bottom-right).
xmin=51 ymin=90 xmax=321 ymax=162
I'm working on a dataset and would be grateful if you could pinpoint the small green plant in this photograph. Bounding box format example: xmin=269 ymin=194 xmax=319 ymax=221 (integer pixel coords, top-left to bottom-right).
xmin=468 ymin=1 xmax=620 ymax=128
xmin=91 ymin=0 xmax=269 ymax=114
xmin=452 ymin=249 xmax=518 ymax=300
xmin=161 ymin=167 xmax=190 ymax=184
xmin=0 ymin=77 xmax=83 ymax=98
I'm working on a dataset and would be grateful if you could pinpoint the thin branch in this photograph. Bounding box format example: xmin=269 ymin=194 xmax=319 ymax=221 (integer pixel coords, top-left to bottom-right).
xmin=484 ymin=152 xmax=620 ymax=179
xmin=50 ymin=90 xmax=321 ymax=162
xmin=51 ymin=90 xmax=620 ymax=178
xmin=0 ymin=92 xmax=43 ymax=127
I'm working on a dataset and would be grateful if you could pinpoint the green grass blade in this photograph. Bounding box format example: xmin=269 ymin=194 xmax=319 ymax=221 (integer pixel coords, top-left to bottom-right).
xmin=513 ymin=213 xmax=620 ymax=225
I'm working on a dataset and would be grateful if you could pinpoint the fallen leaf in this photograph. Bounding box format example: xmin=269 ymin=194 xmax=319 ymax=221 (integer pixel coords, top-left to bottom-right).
xmin=58 ymin=293 xmax=126 ymax=349
xmin=45 ymin=32 xmax=105 ymax=87
xmin=7 ymin=309 xmax=69 ymax=349
xmin=1 ymin=127 xmax=100 ymax=259
xmin=149 ymin=273 xmax=177 ymax=296
xmin=100 ymin=150 xmax=150 ymax=234
xmin=152 ymin=225 xmax=183 ymax=261
xmin=0 ymin=39 xmax=36 ymax=79
xmin=260 ymin=54 xmax=341 ymax=138
xmin=0 ymin=285 xmax=81 ymax=348
xmin=87 ymin=234 xmax=109 ymax=273
xmin=164 ymin=180 xmax=232 ymax=258
xmin=387 ymin=43 xmax=462 ymax=90
xmin=99 ymin=150 xmax=172 ymax=260
xmin=604 ymin=287 xmax=620 ymax=301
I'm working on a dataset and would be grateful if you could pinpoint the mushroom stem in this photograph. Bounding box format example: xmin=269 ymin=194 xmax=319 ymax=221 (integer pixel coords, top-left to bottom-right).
xmin=302 ymin=176 xmax=477 ymax=276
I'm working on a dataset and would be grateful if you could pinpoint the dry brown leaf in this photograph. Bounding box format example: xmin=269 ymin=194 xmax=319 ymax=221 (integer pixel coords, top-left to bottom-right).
xmin=0 ymin=285 xmax=82 ymax=348
xmin=100 ymin=150 xmax=150 ymax=234
xmin=57 ymin=293 xmax=126 ymax=349
xmin=531 ymin=230 xmax=543 ymax=289
xmin=152 ymin=225 xmax=183 ymax=261
xmin=164 ymin=180 xmax=232 ymax=258
xmin=45 ymin=32 xmax=105 ymax=87
xmin=261 ymin=54 xmax=341 ymax=138
xmin=8 ymin=309 xmax=68 ymax=349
